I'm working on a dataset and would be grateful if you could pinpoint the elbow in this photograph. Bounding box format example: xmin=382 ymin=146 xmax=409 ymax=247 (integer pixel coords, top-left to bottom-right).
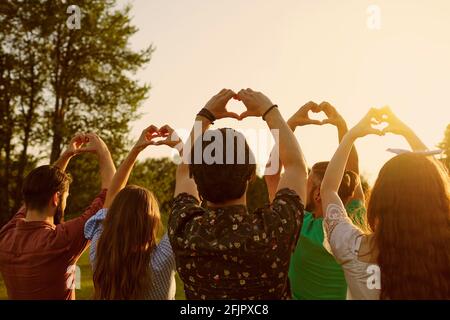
xmin=284 ymin=162 xmax=307 ymax=178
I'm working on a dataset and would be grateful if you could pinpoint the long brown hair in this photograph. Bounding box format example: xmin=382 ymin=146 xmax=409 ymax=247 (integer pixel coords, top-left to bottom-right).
xmin=93 ymin=185 xmax=161 ymax=300
xmin=368 ymin=153 xmax=450 ymax=299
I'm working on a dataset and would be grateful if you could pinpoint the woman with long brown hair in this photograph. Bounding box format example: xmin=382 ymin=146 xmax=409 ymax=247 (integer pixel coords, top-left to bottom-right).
xmin=84 ymin=125 xmax=176 ymax=300
xmin=320 ymin=107 xmax=450 ymax=299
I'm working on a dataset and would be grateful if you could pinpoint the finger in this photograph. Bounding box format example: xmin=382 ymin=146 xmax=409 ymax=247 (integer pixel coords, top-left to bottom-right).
xmin=307 ymin=119 xmax=323 ymax=125
xmin=145 ymin=125 xmax=160 ymax=139
xmin=239 ymin=111 xmax=252 ymax=120
xmin=146 ymin=124 xmax=159 ymax=132
xmin=237 ymin=90 xmax=249 ymax=101
xmin=76 ymin=146 xmax=97 ymax=153
xmin=371 ymin=118 xmax=381 ymax=125
xmin=154 ymin=139 xmax=169 ymax=146
xmin=319 ymin=101 xmax=335 ymax=116
xmin=382 ymin=125 xmax=395 ymax=134
xmin=302 ymin=101 xmax=319 ymax=111
xmin=322 ymin=119 xmax=337 ymax=125
xmin=84 ymin=132 xmax=100 ymax=142
xmin=71 ymin=133 xmax=85 ymax=142
xmin=378 ymin=105 xmax=392 ymax=120
xmin=159 ymin=125 xmax=173 ymax=136
xmin=223 ymin=89 xmax=236 ymax=101
xmin=368 ymin=128 xmax=385 ymax=136
xmin=224 ymin=112 xmax=240 ymax=120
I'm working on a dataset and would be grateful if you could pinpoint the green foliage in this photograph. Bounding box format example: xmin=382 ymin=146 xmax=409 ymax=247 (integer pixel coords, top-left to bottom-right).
xmin=129 ymin=158 xmax=177 ymax=226
xmin=0 ymin=0 xmax=152 ymax=225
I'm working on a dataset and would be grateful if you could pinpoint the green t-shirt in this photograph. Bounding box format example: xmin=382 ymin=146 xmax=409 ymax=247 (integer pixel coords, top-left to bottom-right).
xmin=288 ymin=199 xmax=366 ymax=300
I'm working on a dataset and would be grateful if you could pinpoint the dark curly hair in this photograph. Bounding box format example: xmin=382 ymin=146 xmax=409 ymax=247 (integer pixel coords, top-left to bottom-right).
xmin=189 ymin=128 xmax=256 ymax=204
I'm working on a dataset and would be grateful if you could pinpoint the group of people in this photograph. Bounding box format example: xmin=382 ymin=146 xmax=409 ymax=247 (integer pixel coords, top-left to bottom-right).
xmin=0 ymin=88 xmax=449 ymax=300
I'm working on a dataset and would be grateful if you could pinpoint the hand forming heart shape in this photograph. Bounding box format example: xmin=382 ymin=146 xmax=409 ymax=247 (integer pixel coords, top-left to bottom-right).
xmin=350 ymin=106 xmax=405 ymax=138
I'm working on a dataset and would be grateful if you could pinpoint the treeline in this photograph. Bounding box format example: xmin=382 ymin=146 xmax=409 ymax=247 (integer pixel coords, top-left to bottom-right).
xmin=0 ymin=0 xmax=152 ymax=226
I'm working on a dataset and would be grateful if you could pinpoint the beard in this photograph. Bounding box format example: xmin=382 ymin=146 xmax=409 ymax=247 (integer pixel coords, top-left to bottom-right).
xmin=54 ymin=203 xmax=65 ymax=225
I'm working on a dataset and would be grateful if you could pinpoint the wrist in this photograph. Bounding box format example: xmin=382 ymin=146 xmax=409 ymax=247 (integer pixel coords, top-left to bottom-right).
xmin=61 ymin=150 xmax=75 ymax=160
xmin=195 ymin=114 xmax=214 ymax=125
xmin=287 ymin=118 xmax=297 ymax=131
xmin=200 ymin=107 xmax=217 ymax=123
xmin=346 ymin=128 xmax=360 ymax=141
xmin=336 ymin=122 xmax=348 ymax=134
xmin=399 ymin=124 xmax=412 ymax=136
xmin=264 ymin=106 xmax=282 ymax=126
xmin=131 ymin=144 xmax=143 ymax=155
xmin=262 ymin=104 xmax=278 ymax=121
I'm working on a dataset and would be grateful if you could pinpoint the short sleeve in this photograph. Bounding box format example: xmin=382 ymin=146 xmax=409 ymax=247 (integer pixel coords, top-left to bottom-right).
xmin=323 ymin=203 xmax=365 ymax=265
xmin=84 ymin=208 xmax=108 ymax=240
xmin=84 ymin=208 xmax=108 ymax=267
xmin=258 ymin=188 xmax=305 ymax=249
xmin=168 ymin=193 xmax=204 ymax=247
xmin=60 ymin=189 xmax=107 ymax=257
xmin=269 ymin=188 xmax=304 ymax=226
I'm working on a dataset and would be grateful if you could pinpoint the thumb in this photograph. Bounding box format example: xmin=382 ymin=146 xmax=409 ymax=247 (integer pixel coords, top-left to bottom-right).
xmin=368 ymin=128 xmax=385 ymax=136
xmin=239 ymin=111 xmax=251 ymax=120
xmin=224 ymin=112 xmax=240 ymax=120
xmin=307 ymin=119 xmax=322 ymax=125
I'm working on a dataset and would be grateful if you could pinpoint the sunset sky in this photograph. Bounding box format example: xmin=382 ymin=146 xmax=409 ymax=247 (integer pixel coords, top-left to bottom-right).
xmin=119 ymin=0 xmax=450 ymax=183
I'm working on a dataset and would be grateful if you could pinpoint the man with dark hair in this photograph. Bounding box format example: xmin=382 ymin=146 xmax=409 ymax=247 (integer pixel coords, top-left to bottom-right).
xmin=165 ymin=88 xmax=308 ymax=299
xmin=189 ymin=127 xmax=256 ymax=203
xmin=0 ymin=133 xmax=115 ymax=300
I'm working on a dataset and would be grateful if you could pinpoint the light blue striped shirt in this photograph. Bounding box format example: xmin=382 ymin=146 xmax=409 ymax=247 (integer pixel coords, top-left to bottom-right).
xmin=84 ymin=208 xmax=176 ymax=300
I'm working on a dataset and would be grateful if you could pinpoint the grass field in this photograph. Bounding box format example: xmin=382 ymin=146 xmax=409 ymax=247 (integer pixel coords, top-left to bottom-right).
xmin=0 ymin=249 xmax=186 ymax=300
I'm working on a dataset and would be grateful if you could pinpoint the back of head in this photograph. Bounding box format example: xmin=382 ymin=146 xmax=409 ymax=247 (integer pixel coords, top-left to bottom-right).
xmin=93 ymin=185 xmax=161 ymax=300
xmin=22 ymin=165 xmax=72 ymax=223
xmin=189 ymin=128 xmax=256 ymax=204
xmin=368 ymin=153 xmax=450 ymax=299
xmin=311 ymin=161 xmax=360 ymax=203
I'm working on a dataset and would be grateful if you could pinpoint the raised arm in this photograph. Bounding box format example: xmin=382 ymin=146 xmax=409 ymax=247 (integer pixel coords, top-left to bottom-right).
xmin=103 ymin=125 xmax=160 ymax=208
xmin=53 ymin=133 xmax=90 ymax=171
xmin=238 ymin=89 xmax=308 ymax=203
xmin=321 ymin=109 xmax=384 ymax=217
xmin=82 ymin=133 xmax=116 ymax=190
xmin=321 ymin=102 xmax=365 ymax=202
xmin=264 ymin=101 xmax=321 ymax=201
xmin=173 ymin=89 xmax=239 ymax=199
xmin=381 ymin=106 xmax=428 ymax=151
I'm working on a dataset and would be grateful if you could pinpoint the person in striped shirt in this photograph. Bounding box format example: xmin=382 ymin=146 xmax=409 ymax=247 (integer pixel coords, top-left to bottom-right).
xmin=84 ymin=125 xmax=176 ymax=300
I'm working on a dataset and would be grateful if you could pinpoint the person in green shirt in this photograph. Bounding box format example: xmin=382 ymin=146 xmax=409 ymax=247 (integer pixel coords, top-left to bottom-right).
xmin=265 ymin=101 xmax=367 ymax=300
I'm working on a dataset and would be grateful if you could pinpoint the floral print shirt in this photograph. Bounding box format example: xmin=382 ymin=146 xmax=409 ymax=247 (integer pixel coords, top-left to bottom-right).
xmin=168 ymin=188 xmax=304 ymax=300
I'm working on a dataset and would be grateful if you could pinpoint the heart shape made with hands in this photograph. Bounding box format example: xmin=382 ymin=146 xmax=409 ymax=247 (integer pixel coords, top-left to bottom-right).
xmin=370 ymin=116 xmax=389 ymax=132
xmin=143 ymin=125 xmax=181 ymax=146
xmin=359 ymin=107 xmax=395 ymax=136
xmin=291 ymin=101 xmax=342 ymax=126
xmin=307 ymin=105 xmax=329 ymax=124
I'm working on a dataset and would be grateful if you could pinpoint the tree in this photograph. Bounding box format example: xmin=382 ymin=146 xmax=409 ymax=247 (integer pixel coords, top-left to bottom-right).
xmin=0 ymin=0 xmax=152 ymax=226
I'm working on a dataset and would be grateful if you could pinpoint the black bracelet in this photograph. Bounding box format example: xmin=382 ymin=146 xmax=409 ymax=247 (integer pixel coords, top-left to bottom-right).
xmin=262 ymin=105 xmax=278 ymax=121
xmin=197 ymin=108 xmax=216 ymax=124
